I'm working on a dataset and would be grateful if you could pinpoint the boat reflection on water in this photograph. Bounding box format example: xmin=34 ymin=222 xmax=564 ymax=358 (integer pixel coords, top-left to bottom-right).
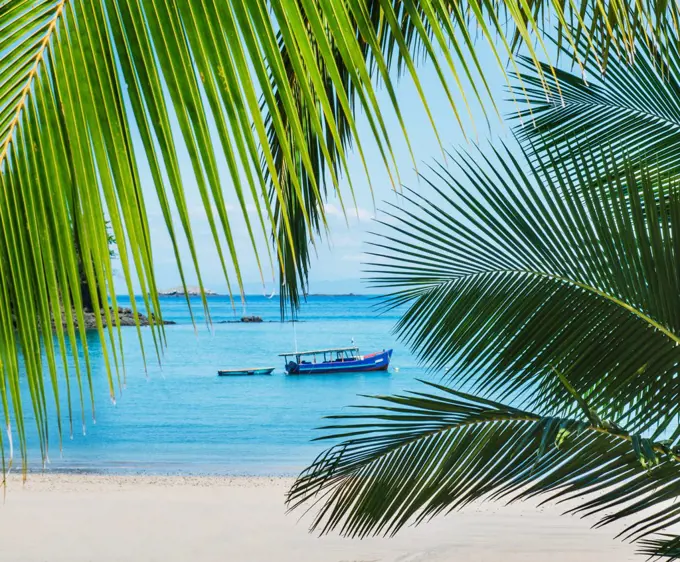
xmin=217 ymin=367 xmax=275 ymax=377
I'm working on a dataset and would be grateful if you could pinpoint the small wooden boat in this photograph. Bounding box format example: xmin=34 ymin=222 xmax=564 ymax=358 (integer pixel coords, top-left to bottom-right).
xmin=279 ymin=347 xmax=392 ymax=375
xmin=217 ymin=367 xmax=275 ymax=377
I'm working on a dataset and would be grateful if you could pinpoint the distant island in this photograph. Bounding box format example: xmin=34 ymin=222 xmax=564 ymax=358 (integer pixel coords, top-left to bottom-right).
xmin=306 ymin=292 xmax=361 ymax=297
xmin=154 ymin=289 xmax=370 ymax=298
xmin=159 ymin=286 xmax=219 ymax=297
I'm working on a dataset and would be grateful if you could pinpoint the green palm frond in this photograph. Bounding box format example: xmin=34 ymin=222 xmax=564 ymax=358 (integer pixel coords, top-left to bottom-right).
xmin=639 ymin=534 xmax=680 ymax=560
xmin=514 ymin=26 xmax=680 ymax=182
xmin=263 ymin=21 xmax=355 ymax=314
xmin=0 ymin=0 xmax=415 ymax=471
xmin=264 ymin=0 xmax=679 ymax=313
xmin=288 ymin=381 xmax=680 ymax=543
xmin=0 ymin=0 xmax=676 ymax=473
xmin=262 ymin=0 xmax=502 ymax=312
xmin=365 ymin=145 xmax=679 ymax=439
xmin=285 ymin=3 xmax=680 ymax=552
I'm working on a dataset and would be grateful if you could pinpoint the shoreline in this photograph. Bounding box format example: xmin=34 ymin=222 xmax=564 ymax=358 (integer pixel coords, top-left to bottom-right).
xmin=0 ymin=473 xmax=638 ymax=561
xmin=14 ymin=458 xmax=309 ymax=478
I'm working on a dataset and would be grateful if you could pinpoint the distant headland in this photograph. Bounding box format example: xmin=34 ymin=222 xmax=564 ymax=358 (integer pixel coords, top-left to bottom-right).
xmin=154 ymin=289 xmax=368 ymax=297
xmin=307 ymin=292 xmax=361 ymax=297
xmin=153 ymin=288 xmax=372 ymax=298
xmin=159 ymin=286 xmax=219 ymax=297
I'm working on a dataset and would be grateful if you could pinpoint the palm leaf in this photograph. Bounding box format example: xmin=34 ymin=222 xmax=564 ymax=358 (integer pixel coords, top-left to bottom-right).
xmin=0 ymin=0 xmax=412 ymax=471
xmin=365 ymin=144 xmax=679 ymax=441
xmin=286 ymin=6 xmax=680 ymax=553
xmin=0 ymin=0 xmax=675 ymax=473
xmin=514 ymin=26 xmax=680 ymax=184
xmin=639 ymin=534 xmax=680 ymax=560
xmin=289 ymin=381 xmax=680 ymax=546
xmin=265 ymin=0 xmax=679 ymax=314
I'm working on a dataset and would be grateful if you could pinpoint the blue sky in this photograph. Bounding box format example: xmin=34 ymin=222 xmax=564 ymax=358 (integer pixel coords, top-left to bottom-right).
xmin=116 ymin=40 xmax=531 ymax=296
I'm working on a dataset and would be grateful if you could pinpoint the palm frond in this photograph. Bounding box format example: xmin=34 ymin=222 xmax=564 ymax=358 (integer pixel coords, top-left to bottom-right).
xmin=639 ymin=534 xmax=680 ymax=560
xmin=0 ymin=0 xmax=676 ymax=473
xmin=289 ymin=381 xmax=680 ymax=543
xmin=0 ymin=0 xmax=468 ymax=469
xmin=265 ymin=0 xmax=679 ymax=314
xmin=286 ymin=3 xmax=680 ymax=551
xmin=366 ymin=144 xmax=680 ymax=440
xmin=514 ymin=26 xmax=680 ymax=183
xmin=263 ymin=0 xmax=500 ymax=313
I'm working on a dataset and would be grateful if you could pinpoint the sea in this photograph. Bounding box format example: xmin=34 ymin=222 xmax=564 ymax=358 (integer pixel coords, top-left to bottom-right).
xmin=18 ymin=295 xmax=430 ymax=476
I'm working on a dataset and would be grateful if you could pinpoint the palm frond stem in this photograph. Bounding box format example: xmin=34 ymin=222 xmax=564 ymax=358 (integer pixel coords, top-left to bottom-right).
xmin=0 ymin=0 xmax=67 ymax=166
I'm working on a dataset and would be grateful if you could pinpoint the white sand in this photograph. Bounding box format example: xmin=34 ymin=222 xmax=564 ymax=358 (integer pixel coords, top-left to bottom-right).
xmin=0 ymin=474 xmax=636 ymax=561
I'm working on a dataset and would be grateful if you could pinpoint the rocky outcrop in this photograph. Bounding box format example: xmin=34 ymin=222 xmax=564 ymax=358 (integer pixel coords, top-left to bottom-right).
xmin=240 ymin=315 xmax=263 ymax=323
xmin=218 ymin=315 xmax=264 ymax=324
xmin=64 ymin=307 xmax=176 ymax=330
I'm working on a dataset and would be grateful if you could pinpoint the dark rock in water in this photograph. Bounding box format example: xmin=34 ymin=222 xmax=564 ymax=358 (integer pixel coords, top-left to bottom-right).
xmin=240 ymin=315 xmax=263 ymax=323
xmin=218 ymin=315 xmax=265 ymax=324
xmin=216 ymin=318 xmax=301 ymax=324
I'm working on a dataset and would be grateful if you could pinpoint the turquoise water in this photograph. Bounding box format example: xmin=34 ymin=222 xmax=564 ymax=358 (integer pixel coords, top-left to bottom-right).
xmin=19 ymin=295 xmax=427 ymax=475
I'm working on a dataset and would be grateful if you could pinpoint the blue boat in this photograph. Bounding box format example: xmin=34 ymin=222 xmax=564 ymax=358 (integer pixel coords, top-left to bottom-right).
xmin=279 ymin=346 xmax=392 ymax=375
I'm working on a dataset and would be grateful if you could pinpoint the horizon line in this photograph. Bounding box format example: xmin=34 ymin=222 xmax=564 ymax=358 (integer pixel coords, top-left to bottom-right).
xmin=116 ymin=292 xmax=378 ymax=298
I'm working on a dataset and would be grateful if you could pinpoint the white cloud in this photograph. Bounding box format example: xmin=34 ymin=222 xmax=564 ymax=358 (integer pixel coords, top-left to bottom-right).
xmin=188 ymin=202 xmax=237 ymax=220
xmin=324 ymin=203 xmax=344 ymax=217
xmin=324 ymin=203 xmax=374 ymax=222
xmin=341 ymin=253 xmax=367 ymax=262
xmin=350 ymin=206 xmax=374 ymax=221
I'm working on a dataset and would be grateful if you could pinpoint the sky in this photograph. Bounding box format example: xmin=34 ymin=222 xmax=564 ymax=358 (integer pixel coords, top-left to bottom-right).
xmin=114 ymin=39 xmax=536 ymax=296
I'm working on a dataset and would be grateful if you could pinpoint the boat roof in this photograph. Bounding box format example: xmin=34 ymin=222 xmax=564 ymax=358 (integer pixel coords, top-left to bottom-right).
xmin=218 ymin=367 xmax=275 ymax=372
xmin=278 ymin=346 xmax=359 ymax=357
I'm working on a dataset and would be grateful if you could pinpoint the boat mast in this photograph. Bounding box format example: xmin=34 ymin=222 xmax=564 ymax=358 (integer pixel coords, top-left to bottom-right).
xmin=293 ymin=317 xmax=298 ymax=354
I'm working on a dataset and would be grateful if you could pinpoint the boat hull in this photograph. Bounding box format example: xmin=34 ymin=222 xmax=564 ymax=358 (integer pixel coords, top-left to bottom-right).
xmin=285 ymin=349 xmax=392 ymax=375
xmin=217 ymin=367 xmax=275 ymax=377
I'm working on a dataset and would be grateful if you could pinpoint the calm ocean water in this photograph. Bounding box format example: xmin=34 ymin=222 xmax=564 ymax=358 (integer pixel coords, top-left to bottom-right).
xmin=18 ymin=295 xmax=429 ymax=475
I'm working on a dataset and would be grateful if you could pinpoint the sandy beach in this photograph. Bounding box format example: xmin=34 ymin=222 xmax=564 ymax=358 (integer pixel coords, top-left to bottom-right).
xmin=0 ymin=474 xmax=637 ymax=561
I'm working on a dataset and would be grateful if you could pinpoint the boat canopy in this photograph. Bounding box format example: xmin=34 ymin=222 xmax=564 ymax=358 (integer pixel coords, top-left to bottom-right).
xmin=278 ymin=346 xmax=359 ymax=357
